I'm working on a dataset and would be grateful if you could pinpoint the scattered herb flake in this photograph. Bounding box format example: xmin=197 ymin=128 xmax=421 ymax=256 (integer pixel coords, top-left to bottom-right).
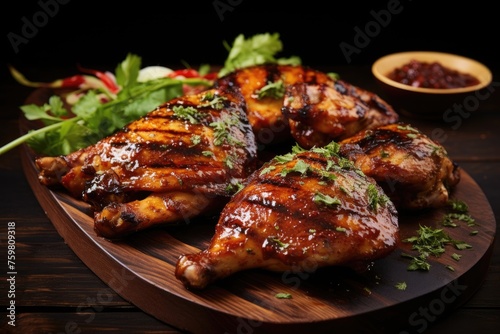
xmin=256 ymin=80 xmax=285 ymax=99
xmin=448 ymin=199 xmax=469 ymax=213
xmin=313 ymin=192 xmax=341 ymax=207
xmin=172 ymin=105 xmax=203 ymax=124
xmin=367 ymin=183 xmax=388 ymax=211
xmin=395 ymin=282 xmax=407 ymax=290
xmin=275 ymin=292 xmax=293 ymax=299
xmin=270 ymin=237 xmax=289 ymax=249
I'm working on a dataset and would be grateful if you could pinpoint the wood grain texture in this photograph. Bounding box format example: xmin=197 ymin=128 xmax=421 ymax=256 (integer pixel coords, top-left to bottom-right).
xmin=18 ymin=104 xmax=497 ymax=333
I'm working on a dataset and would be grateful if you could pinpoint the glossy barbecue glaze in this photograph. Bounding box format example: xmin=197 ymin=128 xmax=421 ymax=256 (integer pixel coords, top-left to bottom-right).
xmin=214 ymin=64 xmax=334 ymax=145
xmin=35 ymin=88 xmax=258 ymax=238
xmin=283 ymin=80 xmax=399 ymax=149
xmin=175 ymin=143 xmax=399 ymax=290
xmin=339 ymin=123 xmax=461 ymax=210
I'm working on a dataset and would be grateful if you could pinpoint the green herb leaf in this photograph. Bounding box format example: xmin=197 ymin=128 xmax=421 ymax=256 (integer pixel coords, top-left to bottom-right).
xmin=395 ymin=282 xmax=407 ymax=290
xmin=256 ymin=80 xmax=285 ymax=99
xmin=219 ymin=33 xmax=301 ymax=77
xmin=275 ymin=292 xmax=292 ymax=299
xmin=313 ymin=192 xmax=341 ymax=207
xmin=115 ymin=53 xmax=141 ymax=93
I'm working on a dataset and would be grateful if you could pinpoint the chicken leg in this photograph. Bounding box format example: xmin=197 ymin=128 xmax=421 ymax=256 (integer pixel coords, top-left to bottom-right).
xmin=36 ymin=88 xmax=258 ymax=238
xmin=175 ymin=142 xmax=399 ymax=289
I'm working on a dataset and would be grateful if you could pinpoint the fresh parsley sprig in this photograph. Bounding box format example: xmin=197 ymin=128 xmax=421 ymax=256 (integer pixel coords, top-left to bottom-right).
xmin=1 ymin=54 xmax=212 ymax=156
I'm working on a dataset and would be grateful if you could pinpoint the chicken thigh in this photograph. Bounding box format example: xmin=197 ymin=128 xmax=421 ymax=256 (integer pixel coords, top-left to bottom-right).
xmin=214 ymin=64 xmax=335 ymax=146
xmin=35 ymin=88 xmax=258 ymax=238
xmin=339 ymin=123 xmax=461 ymax=211
xmin=282 ymin=80 xmax=399 ymax=149
xmin=175 ymin=142 xmax=399 ymax=290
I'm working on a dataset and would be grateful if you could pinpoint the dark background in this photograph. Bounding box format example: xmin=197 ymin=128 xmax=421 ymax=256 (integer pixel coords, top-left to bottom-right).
xmin=1 ymin=0 xmax=498 ymax=82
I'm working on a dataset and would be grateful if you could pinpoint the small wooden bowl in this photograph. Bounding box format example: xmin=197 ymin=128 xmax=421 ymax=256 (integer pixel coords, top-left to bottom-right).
xmin=372 ymin=51 xmax=492 ymax=119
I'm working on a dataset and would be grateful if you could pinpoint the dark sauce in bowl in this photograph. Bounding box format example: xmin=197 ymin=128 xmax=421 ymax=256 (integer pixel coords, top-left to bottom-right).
xmin=387 ymin=59 xmax=481 ymax=89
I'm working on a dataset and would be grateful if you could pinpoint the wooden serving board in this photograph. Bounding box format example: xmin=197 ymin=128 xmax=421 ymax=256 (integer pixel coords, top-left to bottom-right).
xmin=20 ymin=89 xmax=496 ymax=334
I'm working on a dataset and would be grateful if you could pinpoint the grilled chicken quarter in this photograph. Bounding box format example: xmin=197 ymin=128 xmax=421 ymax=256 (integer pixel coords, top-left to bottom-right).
xmin=339 ymin=123 xmax=461 ymax=211
xmin=175 ymin=143 xmax=399 ymax=290
xmin=35 ymin=88 xmax=258 ymax=239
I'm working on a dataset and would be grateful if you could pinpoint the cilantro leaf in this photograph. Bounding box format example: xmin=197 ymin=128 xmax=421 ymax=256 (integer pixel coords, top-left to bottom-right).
xmin=115 ymin=53 xmax=141 ymax=93
xmin=218 ymin=33 xmax=301 ymax=77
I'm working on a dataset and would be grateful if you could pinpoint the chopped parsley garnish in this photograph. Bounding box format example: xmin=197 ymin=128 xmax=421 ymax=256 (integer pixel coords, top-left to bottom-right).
xmin=402 ymin=224 xmax=472 ymax=271
xmin=273 ymin=152 xmax=296 ymax=163
xmin=210 ymin=115 xmax=244 ymax=146
xmin=172 ymin=105 xmax=203 ymax=124
xmin=200 ymin=92 xmax=227 ymax=109
xmin=256 ymin=80 xmax=285 ymax=99
xmin=401 ymin=253 xmax=431 ymax=271
xmin=313 ymin=192 xmax=341 ymax=207
xmin=224 ymin=155 xmax=235 ymax=169
xmin=226 ymin=181 xmax=245 ymax=193
xmin=190 ymin=134 xmax=201 ymax=146
xmin=280 ymin=159 xmax=310 ymax=176
xmin=428 ymin=143 xmax=443 ymax=155
xmin=397 ymin=125 xmax=419 ymax=133
xmin=448 ymin=199 xmax=469 ymax=213
xmin=395 ymin=282 xmax=407 ymax=290
xmin=275 ymin=292 xmax=293 ymax=299
xmin=367 ymin=184 xmax=388 ymax=211
xmin=270 ymin=237 xmax=289 ymax=249
xmin=442 ymin=199 xmax=476 ymax=227
xmin=406 ymin=133 xmax=418 ymax=139
xmin=259 ymin=165 xmax=276 ymax=176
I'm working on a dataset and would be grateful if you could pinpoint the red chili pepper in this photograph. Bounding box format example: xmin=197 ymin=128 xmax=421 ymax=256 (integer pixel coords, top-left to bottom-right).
xmin=61 ymin=75 xmax=87 ymax=88
xmin=77 ymin=65 xmax=120 ymax=93
xmin=167 ymin=69 xmax=200 ymax=78
xmin=202 ymin=72 xmax=219 ymax=80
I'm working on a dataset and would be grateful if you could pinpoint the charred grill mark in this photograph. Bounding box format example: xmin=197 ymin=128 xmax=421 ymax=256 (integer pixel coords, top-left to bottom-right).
xmin=355 ymin=103 xmax=367 ymax=117
xmin=241 ymin=194 xmax=291 ymax=217
xmin=334 ymin=81 xmax=348 ymax=95
xmin=256 ymin=176 xmax=303 ymax=191
xmin=266 ymin=64 xmax=282 ymax=83
xmin=357 ymin=129 xmax=415 ymax=153
xmin=373 ymin=98 xmax=392 ymax=115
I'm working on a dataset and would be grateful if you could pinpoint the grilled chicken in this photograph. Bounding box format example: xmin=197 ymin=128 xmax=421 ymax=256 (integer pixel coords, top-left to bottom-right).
xmin=35 ymin=88 xmax=258 ymax=238
xmin=175 ymin=142 xmax=399 ymax=290
xmin=339 ymin=123 xmax=460 ymax=211
xmin=214 ymin=64 xmax=334 ymax=146
xmin=282 ymin=80 xmax=399 ymax=149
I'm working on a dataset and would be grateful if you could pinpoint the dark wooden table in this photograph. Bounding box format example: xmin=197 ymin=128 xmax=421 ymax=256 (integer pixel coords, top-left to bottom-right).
xmin=1 ymin=65 xmax=499 ymax=334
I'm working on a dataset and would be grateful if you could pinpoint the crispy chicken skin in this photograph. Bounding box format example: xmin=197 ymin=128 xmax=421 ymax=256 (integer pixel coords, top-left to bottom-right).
xmin=175 ymin=143 xmax=399 ymax=290
xmin=35 ymin=88 xmax=258 ymax=238
xmin=214 ymin=64 xmax=333 ymax=146
xmin=339 ymin=123 xmax=461 ymax=211
xmin=283 ymin=80 xmax=399 ymax=149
